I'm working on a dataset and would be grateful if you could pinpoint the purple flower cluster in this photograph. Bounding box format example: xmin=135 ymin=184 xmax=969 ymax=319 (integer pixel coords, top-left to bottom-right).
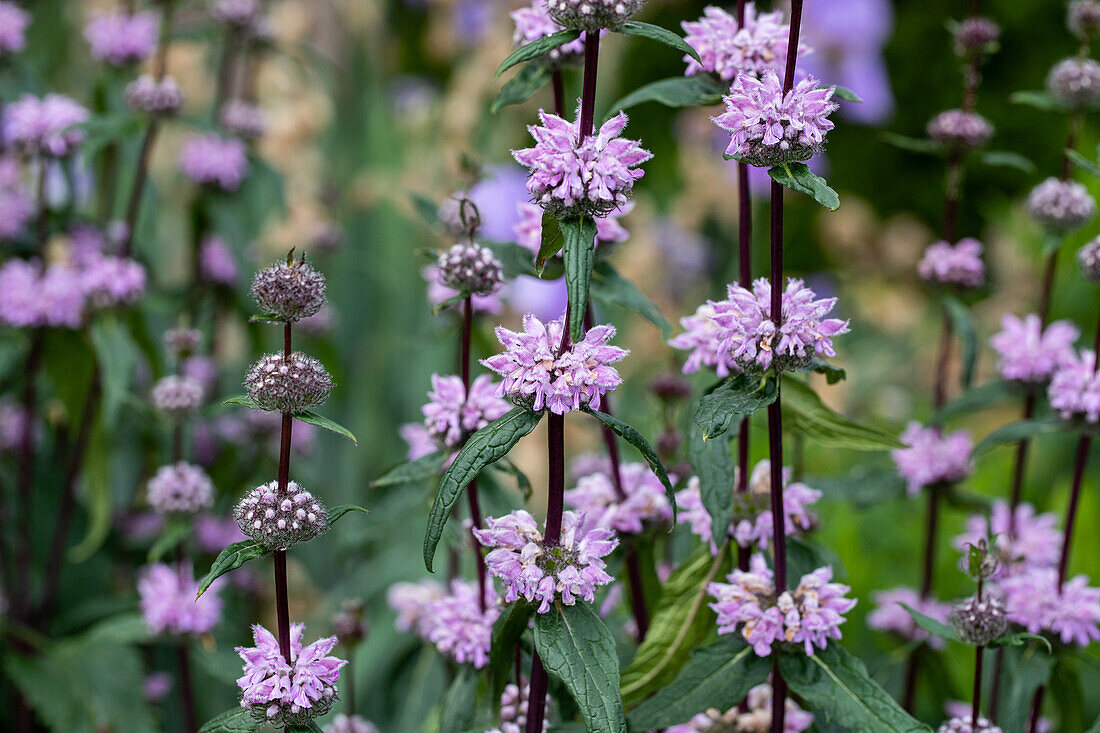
xmin=387 ymin=579 xmax=447 ymax=635
xmin=713 ymin=73 xmax=837 ymax=168
xmin=126 ymin=75 xmax=184 ymax=116
xmin=513 ymin=110 xmax=652 ymax=219
xmin=220 ymin=100 xmax=267 ymax=140
xmin=668 ymin=303 xmax=731 ymax=375
xmin=212 ymin=0 xmax=264 ymax=30
xmin=80 ymin=254 xmax=147 ymax=309
xmin=3 ymin=94 xmax=89 ymax=157
xmin=867 ymin=587 xmax=952 ymax=649
xmin=147 ymin=461 xmax=214 ymax=514
xmin=488 ymin=680 xmax=550 ymax=733
xmin=423 ymin=579 xmax=499 ymax=668
xmin=482 ymin=314 xmax=628 ymax=414
xmin=545 ymin=0 xmax=640 ymax=32
xmin=708 ymin=554 xmax=856 ymax=656
xmin=938 ymin=716 xmax=1002 ymax=733
xmin=917 ymin=238 xmax=986 ymax=288
xmin=892 ymin=422 xmax=973 ymax=496
xmin=1079 ymin=237 xmax=1100 ymax=281
xmin=682 ymin=3 xmax=797 ymax=81
xmin=324 ymin=715 xmax=379 ymax=733
xmin=83 ymin=10 xmax=158 ymax=66
xmin=666 ymin=683 xmax=814 ymax=733
xmin=1000 ymin=569 xmax=1100 ymax=646
xmin=926 ymin=110 xmax=993 ymax=151
xmin=474 ymin=509 xmax=618 ymax=613
xmin=151 ymin=374 xmax=205 ymax=418
xmin=513 ymin=200 xmax=631 ymax=256
xmin=244 ymin=352 xmax=333 ymax=413
xmin=1048 ymin=348 xmax=1100 ymax=422
xmin=138 ymin=561 xmax=223 ymax=635
xmin=1069 ymin=0 xmax=1100 ymax=39
xmin=419 ymin=373 xmax=510 ymax=450
xmin=0 ymin=2 xmax=29 ymax=55
xmin=990 ymin=313 xmax=1079 ymax=384
xmin=236 ymin=623 xmax=346 ymax=727
xmin=1026 ymin=177 xmax=1096 ymax=233
xmin=954 ymin=17 xmax=1000 ymax=56
xmin=200 ymin=235 xmax=239 ymax=285
xmin=178 ymin=133 xmax=250 ymax=191
xmin=954 ymin=501 xmax=1062 ymax=576
xmin=0 ymin=259 xmax=86 ymax=328
xmin=250 ymin=258 xmax=327 ymax=321
xmin=1046 ymin=57 xmax=1100 ymax=109
xmin=234 ymin=479 xmax=329 ymax=550
xmin=511 ymin=0 xmax=585 ymax=66
xmin=564 ymin=461 xmax=672 ymax=533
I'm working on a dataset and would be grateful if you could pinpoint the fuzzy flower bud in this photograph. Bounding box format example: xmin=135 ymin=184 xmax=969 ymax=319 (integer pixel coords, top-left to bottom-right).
xmin=950 ymin=596 xmax=1007 ymax=646
xmin=220 ymin=100 xmax=267 ymax=140
xmin=244 ymin=352 xmax=333 ymax=413
xmin=953 ymin=17 xmax=1000 ymax=56
xmin=1077 ymin=236 xmax=1100 ymax=282
xmin=436 ymin=243 xmax=505 ymax=296
xmin=927 ymin=110 xmax=993 ymax=152
xmin=1046 ymin=57 xmax=1100 ymax=109
xmin=151 ymin=375 xmax=205 ymax=419
xmin=126 ymin=74 xmax=184 ymax=116
xmin=938 ymin=716 xmax=1002 ymax=733
xmin=250 ymin=259 xmax=327 ymax=322
xmin=234 ymin=480 xmax=329 ymax=550
xmin=1069 ymin=0 xmax=1100 ymax=39
xmin=546 ymin=0 xmax=641 ymax=32
xmin=918 ymin=238 xmax=985 ymax=288
xmin=1026 ymin=177 xmax=1096 ymax=233
xmin=147 ymin=461 xmax=214 ymax=514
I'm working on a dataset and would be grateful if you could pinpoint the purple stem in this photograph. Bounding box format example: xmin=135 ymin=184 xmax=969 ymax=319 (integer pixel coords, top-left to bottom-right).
xmin=274 ymin=321 xmax=295 ymax=666
xmin=177 ymin=642 xmax=198 ymax=733
xmin=735 ymin=0 xmax=752 ymax=572
xmin=460 ymin=295 xmax=489 ymax=611
xmin=551 ymin=69 xmax=565 ymax=117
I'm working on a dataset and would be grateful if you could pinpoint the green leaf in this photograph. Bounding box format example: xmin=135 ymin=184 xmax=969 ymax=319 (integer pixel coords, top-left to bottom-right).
xmin=811 ymin=358 xmax=847 ymax=384
xmin=147 ymin=519 xmax=192 ymax=563
xmin=779 ymin=645 xmax=932 ymax=733
xmin=371 ymin=450 xmax=446 ymax=487
xmin=562 ymin=215 xmax=598 ymax=341
xmin=492 ymin=63 xmax=552 ymax=113
xmin=1066 ymin=148 xmax=1100 ymax=179
xmin=978 ymin=150 xmax=1036 ymax=173
xmin=1050 ymin=658 xmax=1085 ymax=733
xmin=492 ymin=457 xmax=534 ymax=499
xmin=410 ymin=192 xmax=440 ymax=227
xmin=424 ymin=407 xmax=543 ymax=571
xmin=942 ymin=294 xmax=978 ymax=390
xmin=536 ymin=210 xmax=565 ymax=274
xmin=615 ymin=21 xmax=701 ymax=64
xmin=694 ymin=373 xmax=777 ymax=440
xmin=295 ymin=409 xmax=358 ymax=445
xmin=781 ymin=378 xmax=904 ymax=450
xmin=197 ymin=708 xmax=258 ymax=733
xmin=534 ymin=602 xmax=627 ymax=733
xmin=688 ymin=416 xmax=737 ymax=549
xmin=627 ymin=636 xmax=771 ymax=728
xmin=1010 ymin=90 xmax=1067 ymax=112
xmin=483 ymin=240 xmax=541 ymax=279
xmin=328 ymin=504 xmax=370 ymax=524
xmin=768 ymin=162 xmax=840 ymax=210
xmin=89 ymin=317 xmax=137 ymax=429
xmin=880 ymin=131 xmax=943 ymax=155
xmin=604 ymin=75 xmax=725 ymax=115
xmin=620 ymin=544 xmax=731 ymax=705
xmin=899 ymin=603 xmax=959 ymax=643
xmin=584 ymin=408 xmax=675 ymax=520
xmin=223 ymin=393 xmax=261 ymax=408
xmin=806 ymin=467 xmax=906 ymax=508
xmin=491 ymin=601 xmax=535 ymax=698
xmin=988 ymin=632 xmax=1053 ymax=654
xmin=440 ymin=667 xmax=480 ymax=733
xmin=591 ymin=260 xmax=672 ymax=338
xmin=973 ymin=417 xmax=1070 ymax=457
xmin=999 ymin=650 xmax=1053 ymax=733
xmin=197 ymin=540 xmax=269 ymax=598
xmin=828 ymin=84 xmax=863 ymax=102
xmin=496 ymin=29 xmax=582 ymax=76
xmin=934 ymin=380 xmax=1018 ymax=423
xmin=68 ymin=424 xmax=112 ymax=562
xmin=431 ymin=292 xmax=468 ymax=315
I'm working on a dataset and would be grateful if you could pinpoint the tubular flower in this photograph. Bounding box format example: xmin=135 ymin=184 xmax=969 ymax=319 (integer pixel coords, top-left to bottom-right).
xmin=138 ymin=561 xmax=223 ymax=635
xmin=234 ymin=480 xmax=329 ymax=550
xmin=712 ymin=72 xmax=837 ymax=168
xmin=147 ymin=461 xmax=214 ymax=514
xmin=244 ymin=352 xmax=333 ymax=413
xmin=668 ymin=302 xmax=737 ymax=376
xmin=1026 ymin=177 xmax=1096 ymax=233
xmin=511 ymin=0 xmax=585 ymax=66
xmin=564 ymin=461 xmax=673 ymax=534
xmin=419 ymin=373 xmax=510 ymax=450
xmin=236 ymin=623 xmax=347 ymax=728
xmin=892 ymin=422 xmax=973 ymax=496
xmin=666 ymin=682 xmax=813 ymax=732
xmin=708 ymin=554 xmax=856 ymax=656
xmin=1048 ymin=349 xmax=1100 ymax=423
xmin=423 ymin=580 xmax=500 ymax=668
xmin=926 ymin=110 xmax=993 ymax=152
xmin=481 ymin=314 xmax=628 ymax=414
xmin=3 ymin=94 xmax=89 ymax=157
xmin=178 ymin=133 xmax=250 ymax=191
xmin=953 ymin=501 xmax=1062 ymax=576
xmin=867 ymin=587 xmax=952 ymax=649
xmin=990 ymin=313 xmax=1079 ymax=384
xmin=83 ymin=10 xmax=158 ymax=66
xmin=917 ymin=238 xmax=985 ymax=288
xmin=250 ymin=259 xmax=327 ymax=322
xmin=513 ymin=109 xmax=652 ymax=219
xmin=1000 ymin=568 xmax=1100 ymax=647
xmin=474 ymin=510 xmax=618 ymax=613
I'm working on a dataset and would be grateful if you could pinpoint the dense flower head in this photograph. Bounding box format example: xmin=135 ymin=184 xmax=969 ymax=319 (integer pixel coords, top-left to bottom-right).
xmin=513 ymin=109 xmax=652 ymax=218
xmin=951 ymin=595 xmax=1007 ymax=646
xmin=682 ymin=3 xmax=800 ymax=81
xmin=436 ymin=242 xmax=505 ymax=296
xmin=0 ymin=259 xmax=86 ymax=328
xmin=1078 ymin=237 xmax=1100 ymax=282
xmin=1026 ymin=177 xmax=1096 ymax=233
xmin=178 ymin=133 xmax=250 ymax=191
xmin=953 ymin=17 xmax=1000 ymax=56
xmin=482 ymin=314 xmax=628 ymax=414
xmin=666 ymin=683 xmax=813 ymax=732
xmin=474 ymin=509 xmax=618 ymax=613
xmin=80 ymin=254 xmax=146 ymax=309
xmin=324 ymin=714 xmax=379 ymax=733
xmin=927 ymin=110 xmax=993 ymax=151
xmin=489 ymin=681 xmax=550 ymax=733
xmin=564 ymin=461 xmax=672 ymax=533
xmin=1069 ymin=0 xmax=1100 ymax=38
xmin=147 ymin=461 xmax=214 ymax=514
xmin=234 ymin=479 xmax=329 ymax=550
xmin=220 ymin=100 xmax=267 ymax=140
xmin=990 ymin=313 xmax=1079 ymax=384
xmin=545 ymin=0 xmax=641 ymax=32
xmin=423 ymin=580 xmax=500 ymax=668
xmin=938 ymin=716 xmax=1003 ymax=733
xmin=713 ymin=72 xmax=837 ymax=168
xmin=511 ymin=0 xmax=585 ymax=66
xmin=1000 ymin=568 xmax=1100 ymax=646
xmin=126 ymin=75 xmax=184 ymax=116
xmin=423 ymin=263 xmax=503 ymax=315
xmin=708 ymin=554 xmax=856 ymax=656
xmin=387 ymin=579 xmax=446 ymax=636
xmin=868 ymin=587 xmax=952 ymax=649
xmin=706 ymin=277 xmax=849 ymax=374
xmin=918 ymin=238 xmax=985 ymax=288
xmin=3 ymin=94 xmax=89 ymax=157
xmin=954 ymin=501 xmax=1062 ymax=576
xmin=200 ymin=235 xmax=238 ymax=285
xmin=165 ymin=328 xmax=203 ymax=359
xmin=236 ymin=623 xmax=346 ymax=727
xmin=892 ymin=422 xmax=973 ymax=496
xmin=0 ymin=2 xmax=29 ymax=55
xmin=151 ymin=375 xmax=205 ymax=418
xmin=212 ymin=0 xmax=263 ymax=29
xmin=514 ymin=200 xmax=631 ymax=256
xmin=83 ymin=10 xmax=158 ymax=66
xmin=244 ymin=352 xmax=333 ymax=413
xmin=250 ymin=259 xmax=327 ymax=321
xmin=420 ymin=373 xmax=510 ymax=450
xmin=138 ymin=561 xmax=222 ymax=635
xmin=1046 ymin=57 xmax=1100 ymax=109
xmin=1048 ymin=348 xmax=1100 ymax=423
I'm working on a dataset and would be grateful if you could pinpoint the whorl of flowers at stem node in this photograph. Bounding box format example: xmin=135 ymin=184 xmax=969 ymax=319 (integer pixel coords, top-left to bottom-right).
xmin=892 ymin=422 xmax=973 ymax=496
xmin=420 ymin=373 xmax=510 ymax=450
xmin=954 ymin=501 xmax=1062 ymax=577
xmin=867 ymin=587 xmax=952 ymax=649
xmin=513 ymin=109 xmax=652 ymax=219
xmin=83 ymin=10 xmax=158 ymax=66
xmin=331 ymin=599 xmax=368 ymax=645
xmin=3 ymin=94 xmax=89 ymax=157
xmin=138 ymin=561 xmax=223 ymax=635
xmin=423 ymin=579 xmax=499 ymax=668
xmin=250 ymin=258 xmax=327 ymax=322
xmin=0 ymin=259 xmax=86 ymax=329
xmin=164 ymin=328 xmax=203 ymax=359
xmin=949 ymin=595 xmax=1007 ymax=646
xmin=178 ymin=133 xmax=250 ymax=191
xmin=917 ymin=238 xmax=985 ymax=288
xmin=1069 ymin=0 xmax=1100 ymax=39
xmin=0 ymin=2 xmax=29 ymax=55
xmin=244 ymin=352 xmax=333 ymax=413
xmin=952 ymin=17 xmax=1000 ymax=57
xmin=152 ymin=375 xmax=205 ymax=419
xmin=436 ymin=242 xmax=505 ymax=296
xmin=545 ymin=0 xmax=641 ymax=32
xmin=1026 ymin=177 xmax=1096 ymax=233
xmin=212 ymin=0 xmax=263 ymax=30
xmin=937 ymin=716 xmax=1003 ymax=733
xmin=220 ymin=100 xmax=267 ymax=140
xmin=491 ymin=680 xmax=550 ymax=733
xmin=565 ymin=461 xmax=673 ymax=534
xmin=1077 ymin=236 xmax=1100 ymax=282
xmin=126 ymin=75 xmax=184 ymax=116
xmin=990 ymin=313 xmax=1079 ymax=384
xmin=1000 ymin=567 xmax=1100 ymax=646
xmin=147 ymin=461 xmax=214 ymax=514
xmin=926 ymin=110 xmax=993 ymax=152
xmin=713 ymin=72 xmax=837 ymax=168
xmin=1046 ymin=57 xmax=1100 ymax=109
xmin=682 ymin=3 xmax=803 ymax=82
xmin=233 ymin=479 xmax=329 ymax=550
xmin=511 ymin=0 xmax=585 ymax=67
xmin=1048 ymin=348 xmax=1100 ymax=423
xmin=386 ymin=579 xmax=446 ymax=636
xmin=665 ymin=683 xmax=814 ymax=733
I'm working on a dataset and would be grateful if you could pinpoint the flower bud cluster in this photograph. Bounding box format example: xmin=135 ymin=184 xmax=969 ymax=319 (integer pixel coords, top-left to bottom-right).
xmin=250 ymin=258 xmax=327 ymax=322
xmin=436 ymin=243 xmax=505 ymax=296
xmin=233 ymin=480 xmax=329 ymax=550
xmin=126 ymin=75 xmax=184 ymax=116
xmin=151 ymin=375 xmax=205 ymax=419
xmin=244 ymin=352 xmax=333 ymax=413
xmin=950 ymin=595 xmax=1007 ymax=646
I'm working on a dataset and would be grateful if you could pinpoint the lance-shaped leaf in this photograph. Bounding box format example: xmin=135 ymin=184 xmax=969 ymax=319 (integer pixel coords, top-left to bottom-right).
xmin=988 ymin=632 xmax=1053 ymax=654
xmin=604 ymin=75 xmax=725 ymax=116
xmin=490 ymin=601 xmax=535 ymax=698
xmin=768 ymin=162 xmax=840 ymax=210
xmin=942 ymin=294 xmax=978 ymax=390
xmin=1010 ymin=90 xmax=1067 ymax=112
xmin=828 ymin=84 xmax=863 ymax=102
xmin=496 ymin=29 xmax=581 ymax=76
xmin=998 ymin=650 xmax=1054 ymax=733
xmin=627 ymin=636 xmax=771 ymax=729
xmin=1066 ymin=148 xmax=1100 ymax=179
xmin=979 ymin=150 xmax=1035 ymax=173
xmin=810 ymin=358 xmax=847 ymax=384
xmin=584 ymin=407 xmax=675 ymax=519
xmin=782 ymin=378 xmax=904 ymax=451
xmin=694 ymin=373 xmax=777 ymax=440
xmin=779 ymin=645 xmax=933 ymax=733
xmin=973 ymin=417 xmax=1070 ymax=457
xmin=620 ymin=544 xmax=731 ymax=705
xmin=562 ymin=215 xmax=598 ymax=341
xmin=688 ymin=414 xmax=736 ymax=549
xmin=536 ymin=210 xmax=565 ymax=274
xmin=221 ymin=395 xmax=357 ymax=444
xmin=591 ymin=260 xmax=672 ymax=338
xmin=223 ymin=394 xmax=261 ymax=408
xmin=900 ymin=603 xmax=958 ymax=643
xmin=533 ymin=601 xmax=627 ymax=733
xmin=880 ymin=131 xmax=943 ymax=156
xmin=197 ymin=540 xmax=269 ymax=599
xmin=615 ymin=21 xmax=701 ymax=64
xmin=371 ymin=450 xmax=446 ymax=487
xmin=424 ymin=407 xmax=543 ymax=571
xmin=440 ymin=667 xmax=479 ymax=733
xmin=198 ymin=708 xmax=258 ymax=733
xmin=328 ymin=504 xmax=370 ymax=524
xmin=491 ymin=63 xmax=552 ymax=113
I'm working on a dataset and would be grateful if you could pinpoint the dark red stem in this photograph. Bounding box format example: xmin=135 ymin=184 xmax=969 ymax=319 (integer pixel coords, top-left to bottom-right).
xmin=551 ymin=69 xmax=565 ymax=117
xmin=274 ymin=320 xmax=294 ymax=665
xmin=177 ymin=642 xmax=198 ymax=733
xmin=972 ymin=645 xmax=984 ymax=725
xmin=579 ymin=33 xmax=599 ymax=139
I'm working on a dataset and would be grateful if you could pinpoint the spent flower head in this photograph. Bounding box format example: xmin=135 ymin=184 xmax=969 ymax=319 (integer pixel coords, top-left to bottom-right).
xmin=331 ymin=599 xmax=368 ymax=645
xmin=1026 ymin=177 xmax=1096 ymax=233
xmin=892 ymin=422 xmax=973 ymax=496
xmin=918 ymin=238 xmax=985 ymax=288
xmin=234 ymin=479 xmax=329 ymax=550
xmin=950 ymin=595 xmax=1007 ymax=646
xmin=1046 ymin=57 xmax=1100 ymax=109
xmin=165 ymin=328 xmax=203 ymax=360
xmin=147 ymin=461 xmax=214 ymax=514
xmin=244 ymin=352 xmax=333 ymax=413
xmin=250 ymin=257 xmax=327 ymax=322
xmin=990 ymin=313 xmax=1079 ymax=384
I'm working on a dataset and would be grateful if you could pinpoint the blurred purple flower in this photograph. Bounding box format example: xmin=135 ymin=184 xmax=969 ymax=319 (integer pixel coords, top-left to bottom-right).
xmin=1000 ymin=568 xmax=1100 ymax=646
xmin=138 ymin=561 xmax=223 ymax=635
xmin=867 ymin=587 xmax=952 ymax=649
xmin=83 ymin=10 xmax=158 ymax=66
xmin=0 ymin=1 xmax=30 ymax=55
xmin=892 ymin=422 xmax=972 ymax=496
xmin=3 ymin=94 xmax=89 ymax=157
xmin=179 ymin=133 xmax=249 ymax=191
xmin=990 ymin=313 xmax=1078 ymax=384
xmin=1048 ymin=348 xmax=1100 ymax=422
xmin=423 ymin=579 xmax=499 ymax=668
xmin=954 ymin=501 xmax=1062 ymax=576
xmin=200 ymin=235 xmax=238 ymax=286
xmin=917 ymin=238 xmax=985 ymax=289
xmin=0 ymin=258 xmax=86 ymax=328
xmin=565 ymin=461 xmax=672 ymax=534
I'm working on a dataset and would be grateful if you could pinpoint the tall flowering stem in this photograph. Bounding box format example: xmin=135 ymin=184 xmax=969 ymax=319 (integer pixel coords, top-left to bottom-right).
xmin=461 ymin=294 xmax=489 ymax=611
xmin=274 ymin=320 xmax=295 ymax=665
